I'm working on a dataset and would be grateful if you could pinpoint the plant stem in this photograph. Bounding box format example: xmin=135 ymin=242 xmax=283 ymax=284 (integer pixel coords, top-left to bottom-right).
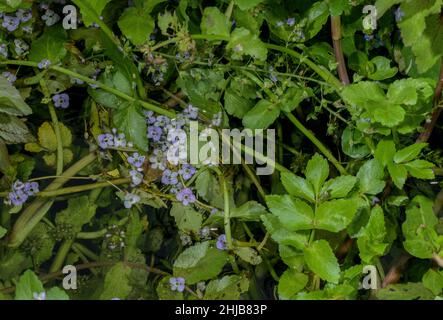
xmin=77 ymin=217 xmax=129 ymax=239
xmin=331 ymin=16 xmax=350 ymax=85
xmin=8 ymin=153 xmax=97 ymax=248
xmin=285 ymin=112 xmax=347 ymax=174
xmin=49 ymin=239 xmax=74 ymax=273
xmin=0 ymin=60 xmax=175 ymax=118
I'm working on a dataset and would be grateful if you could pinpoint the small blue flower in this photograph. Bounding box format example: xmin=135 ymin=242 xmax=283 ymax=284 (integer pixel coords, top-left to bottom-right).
xmin=147 ymin=125 xmax=163 ymax=142
xmin=276 ymin=21 xmax=284 ymax=28
xmin=129 ymin=170 xmax=143 ymax=186
xmin=183 ymin=104 xmax=199 ymax=120
xmin=38 ymin=59 xmax=51 ymax=69
xmin=178 ymin=164 xmax=196 ymax=181
xmin=16 ymin=9 xmax=32 ymax=23
xmin=161 ymin=169 xmax=178 ymax=185
xmin=24 ymin=182 xmax=39 ymax=196
xmin=0 ymin=44 xmax=7 ymax=58
xmin=52 ymin=93 xmax=70 ymax=109
xmin=123 ymin=193 xmax=140 ymax=209
xmin=394 ymin=7 xmax=404 ymax=22
xmin=8 ymin=189 xmax=28 ymax=207
xmin=364 ymin=34 xmax=374 ymax=42
xmin=98 ymin=133 xmax=114 ymax=149
xmin=127 ymin=152 xmax=145 ymax=168
xmin=216 ymin=234 xmax=227 ymax=250
xmin=169 ymin=277 xmax=186 ymax=292
xmin=2 ymin=16 xmax=20 ymax=32
xmin=287 ymin=17 xmax=295 ymax=26
xmin=176 ymin=187 xmax=196 ymax=206
xmin=2 ymin=71 xmax=16 ymax=84
xmin=33 ymin=292 xmax=46 ymax=300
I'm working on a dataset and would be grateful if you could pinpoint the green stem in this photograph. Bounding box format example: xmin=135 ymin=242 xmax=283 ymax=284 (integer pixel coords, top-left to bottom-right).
xmin=0 ymin=60 xmax=174 ymax=118
xmin=285 ymin=112 xmax=347 ymax=175
xmin=40 ymin=79 xmax=64 ymax=175
xmin=77 ymin=217 xmax=129 ymax=239
xmin=221 ymin=175 xmax=233 ymax=250
xmin=49 ymin=239 xmax=74 ymax=273
xmin=8 ymin=153 xmax=97 ymax=248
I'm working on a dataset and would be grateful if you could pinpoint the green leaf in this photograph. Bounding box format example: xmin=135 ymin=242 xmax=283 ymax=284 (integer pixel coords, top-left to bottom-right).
xmin=321 ymin=176 xmax=357 ymax=199
xmin=423 ymin=269 xmax=443 ymax=295
xmin=374 ymin=140 xmax=396 ymax=168
xmin=73 ymin=0 xmax=112 ymax=27
xmin=394 ymin=143 xmax=428 ymax=163
xmin=89 ymin=70 xmax=133 ymax=109
xmin=328 ymin=0 xmax=351 ymax=16
xmin=170 ymin=203 xmax=203 ymax=234
xmin=29 ymin=26 xmax=67 ymax=63
xmin=201 ymin=7 xmax=230 ymax=38
xmin=404 ymin=160 xmax=435 ymax=179
xmin=0 ymin=114 xmax=34 ymax=144
xmin=233 ymin=247 xmax=262 ymax=265
xmin=118 ymin=7 xmax=154 ymax=45
xmin=341 ymin=126 xmax=370 ymax=159
xmin=234 ymin=0 xmax=264 ymax=11
xmin=100 ymin=262 xmax=132 ymax=300
xmin=281 ymin=171 xmax=315 ymax=203
xmin=227 ymin=27 xmax=268 ymax=61
xmin=261 ymin=215 xmax=308 ymax=250
xmin=357 ymin=159 xmax=386 ymax=195
xmin=376 ymin=282 xmax=434 ymax=300
xmin=224 ymin=87 xmax=255 ymax=119
xmin=356 ymin=206 xmax=389 ymax=263
xmin=305 ymin=154 xmax=329 ymax=196
xmin=265 ymin=195 xmax=314 ymax=231
xmin=387 ymin=79 xmax=419 ymax=105
xmin=0 ymin=76 xmax=32 ymax=116
xmin=0 ymin=226 xmax=6 ymax=239
xmin=113 ymin=103 xmax=149 ymax=151
xmin=55 ymin=196 xmax=97 ymax=235
xmin=243 ymin=99 xmax=280 ymax=129
xmin=304 ymin=1 xmax=329 ymax=40
xmin=315 ymin=198 xmax=363 ymax=232
xmin=15 ymin=270 xmax=44 ymax=300
xmin=173 ymin=241 xmax=229 ymax=284
xmin=387 ymin=162 xmax=408 ymax=189
xmin=278 ymin=269 xmax=309 ymax=300
xmin=204 ymin=274 xmax=249 ymax=300
xmin=374 ymin=105 xmax=405 ymax=127
xmin=195 ymin=170 xmax=224 ymax=208
xmin=230 ymin=201 xmax=267 ymax=221
xmin=37 ymin=122 xmax=57 ymax=152
xmin=368 ymin=56 xmax=398 ymax=80
xmin=304 ymin=240 xmax=340 ymax=284
xmin=46 ymin=287 xmax=69 ymax=300
xmin=156 ymin=276 xmax=183 ymax=300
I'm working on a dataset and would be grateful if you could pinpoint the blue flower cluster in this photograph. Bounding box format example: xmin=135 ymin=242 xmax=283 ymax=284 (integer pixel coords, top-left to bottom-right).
xmin=0 ymin=9 xmax=32 ymax=32
xmin=7 ymin=180 xmax=39 ymax=207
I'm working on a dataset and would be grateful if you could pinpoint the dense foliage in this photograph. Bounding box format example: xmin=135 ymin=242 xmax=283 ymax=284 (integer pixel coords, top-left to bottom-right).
xmin=0 ymin=0 xmax=443 ymax=300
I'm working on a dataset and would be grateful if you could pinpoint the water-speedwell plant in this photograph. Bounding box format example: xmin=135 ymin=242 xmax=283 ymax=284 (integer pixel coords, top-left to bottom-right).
xmin=0 ymin=0 xmax=443 ymax=301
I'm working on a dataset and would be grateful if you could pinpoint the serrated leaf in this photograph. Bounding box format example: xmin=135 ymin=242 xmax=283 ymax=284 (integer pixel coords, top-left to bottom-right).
xmin=305 ymin=153 xmax=329 ymax=196
xmin=422 ymin=269 xmax=443 ymax=295
xmin=170 ymin=203 xmax=202 ymax=234
xmin=242 ymin=99 xmax=280 ymax=129
xmin=388 ymin=162 xmax=408 ymax=189
xmin=261 ymin=215 xmax=308 ymax=250
xmin=15 ymin=270 xmax=44 ymax=300
xmin=113 ymin=103 xmax=149 ymax=151
xmin=118 ymin=7 xmax=154 ymax=45
xmin=265 ymin=195 xmax=314 ymax=231
xmin=29 ymin=26 xmax=67 ymax=63
xmin=227 ymin=27 xmax=268 ymax=61
xmin=357 ymin=159 xmax=386 ymax=195
xmin=100 ymin=262 xmax=132 ymax=300
xmin=357 ymin=206 xmax=388 ymax=263
xmin=315 ymin=198 xmax=363 ymax=232
xmin=230 ymin=201 xmax=267 ymax=221
xmin=38 ymin=122 xmax=57 ymax=152
xmin=89 ymin=70 xmax=133 ymax=109
xmin=204 ymin=274 xmax=249 ymax=300
xmin=321 ymin=175 xmax=357 ymax=199
xmin=72 ymin=0 xmax=112 ymax=27
xmin=404 ymin=160 xmax=435 ymax=179
xmin=233 ymin=247 xmax=262 ymax=265
xmin=0 ymin=76 xmax=32 ymax=116
xmin=201 ymin=7 xmax=230 ymax=37
xmin=375 ymin=140 xmax=396 ymax=168
xmin=394 ymin=143 xmax=428 ymax=164
xmin=55 ymin=196 xmax=97 ymax=235
xmin=234 ymin=0 xmax=264 ymax=11
xmin=0 ymin=114 xmax=34 ymax=144
xmin=281 ymin=171 xmax=315 ymax=203
xmin=278 ymin=269 xmax=309 ymax=300
xmin=374 ymin=105 xmax=405 ymax=127
xmin=304 ymin=240 xmax=340 ymax=283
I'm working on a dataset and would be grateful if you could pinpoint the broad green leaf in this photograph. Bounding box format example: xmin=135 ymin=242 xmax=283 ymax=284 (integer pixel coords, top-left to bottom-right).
xmin=387 ymin=79 xmax=419 ymax=105
xmin=233 ymin=247 xmax=262 ymax=265
xmin=278 ymin=269 xmax=308 ymax=300
xmin=118 ymin=7 xmax=154 ymax=45
xmin=394 ymin=143 xmax=428 ymax=164
xmin=404 ymin=160 xmax=435 ymax=179
xmin=170 ymin=203 xmax=203 ymax=234
xmin=281 ymin=171 xmax=315 ymax=203
xmin=305 ymin=154 xmax=329 ymax=195
xmin=37 ymin=122 xmax=57 ymax=152
xmin=341 ymin=82 xmax=385 ymax=111
xmin=387 ymin=162 xmax=408 ymax=189
xmin=15 ymin=270 xmax=44 ymax=300
xmin=0 ymin=114 xmax=34 ymax=144
xmin=341 ymin=126 xmax=370 ymax=159
xmin=357 ymin=159 xmax=386 ymax=195
xmin=356 ymin=206 xmax=388 ymax=263
xmin=88 ymin=70 xmax=133 ymax=109
xmin=100 ymin=262 xmax=132 ymax=300
xmin=374 ymin=105 xmax=405 ymax=127
xmin=55 ymin=196 xmax=97 ymax=235
xmin=261 ymin=215 xmax=308 ymax=250
xmin=195 ymin=170 xmax=224 ymax=208
xmin=304 ymin=1 xmax=329 ymax=40
xmin=265 ymin=195 xmax=314 ymax=231
xmin=328 ymin=0 xmax=351 ymax=16
xmin=230 ymin=201 xmax=267 ymax=221
xmin=227 ymin=27 xmax=268 ymax=61
xmin=113 ymin=103 xmax=149 ymax=151
xmin=26 ymin=223 xmax=55 ymax=266
xmin=368 ymin=56 xmax=398 ymax=80
xmin=29 ymin=26 xmax=67 ymax=63
xmin=321 ymin=176 xmax=357 ymax=199
xmin=374 ymin=140 xmax=396 ymax=168
xmin=224 ymin=87 xmax=255 ymax=119
xmin=201 ymin=7 xmax=230 ymax=38
xmin=376 ymin=282 xmax=434 ymax=300
xmin=0 ymin=226 xmax=6 ymax=239
xmin=46 ymin=287 xmax=69 ymax=300
xmin=72 ymin=0 xmax=112 ymax=27
xmin=204 ymin=275 xmax=249 ymax=300
xmin=422 ymin=269 xmax=443 ymax=295
xmin=315 ymin=198 xmax=363 ymax=232
xmin=173 ymin=241 xmax=228 ymax=284
xmin=304 ymin=240 xmax=340 ymax=283
xmin=242 ymin=99 xmax=280 ymax=129
xmin=0 ymin=76 xmax=32 ymax=116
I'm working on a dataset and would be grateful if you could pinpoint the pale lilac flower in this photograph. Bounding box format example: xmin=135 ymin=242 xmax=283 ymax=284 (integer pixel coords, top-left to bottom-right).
xmin=24 ymin=182 xmax=39 ymax=196
xmin=161 ymin=169 xmax=178 ymax=185
xmin=394 ymin=7 xmax=404 ymax=22
xmin=52 ymin=93 xmax=70 ymax=109
xmin=129 ymin=170 xmax=143 ymax=186
xmin=216 ymin=234 xmax=227 ymax=250
xmin=154 ymin=115 xmax=170 ymax=127
xmin=364 ymin=34 xmax=374 ymax=42
xmin=16 ymin=9 xmax=32 ymax=22
xmin=176 ymin=188 xmax=196 ymax=206
xmin=127 ymin=152 xmax=145 ymax=168
xmin=21 ymin=25 xmax=33 ymax=34
xmin=287 ymin=17 xmax=295 ymax=26
xmin=183 ymin=104 xmax=198 ymax=119
xmin=2 ymin=71 xmax=16 ymax=83
xmin=33 ymin=292 xmax=46 ymax=300
xmin=147 ymin=126 xmax=162 ymax=142
xmin=0 ymin=44 xmax=7 ymax=58
xmin=14 ymin=39 xmax=29 ymax=55
xmin=113 ymin=133 xmax=127 ymax=148
xmin=123 ymin=193 xmax=140 ymax=209
xmin=276 ymin=21 xmax=284 ymax=27
xmin=178 ymin=164 xmax=195 ymax=181
xmin=41 ymin=9 xmax=60 ymax=26
xmin=144 ymin=110 xmax=156 ymax=124
xmin=149 ymin=149 xmax=166 ymax=171
xmin=98 ymin=133 xmax=114 ymax=149
xmin=2 ymin=16 xmax=20 ymax=32
xmin=212 ymin=112 xmax=222 ymax=127
xmin=8 ymin=190 xmax=28 ymax=206
xmin=169 ymin=277 xmax=185 ymax=292
xmin=38 ymin=59 xmax=51 ymax=69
